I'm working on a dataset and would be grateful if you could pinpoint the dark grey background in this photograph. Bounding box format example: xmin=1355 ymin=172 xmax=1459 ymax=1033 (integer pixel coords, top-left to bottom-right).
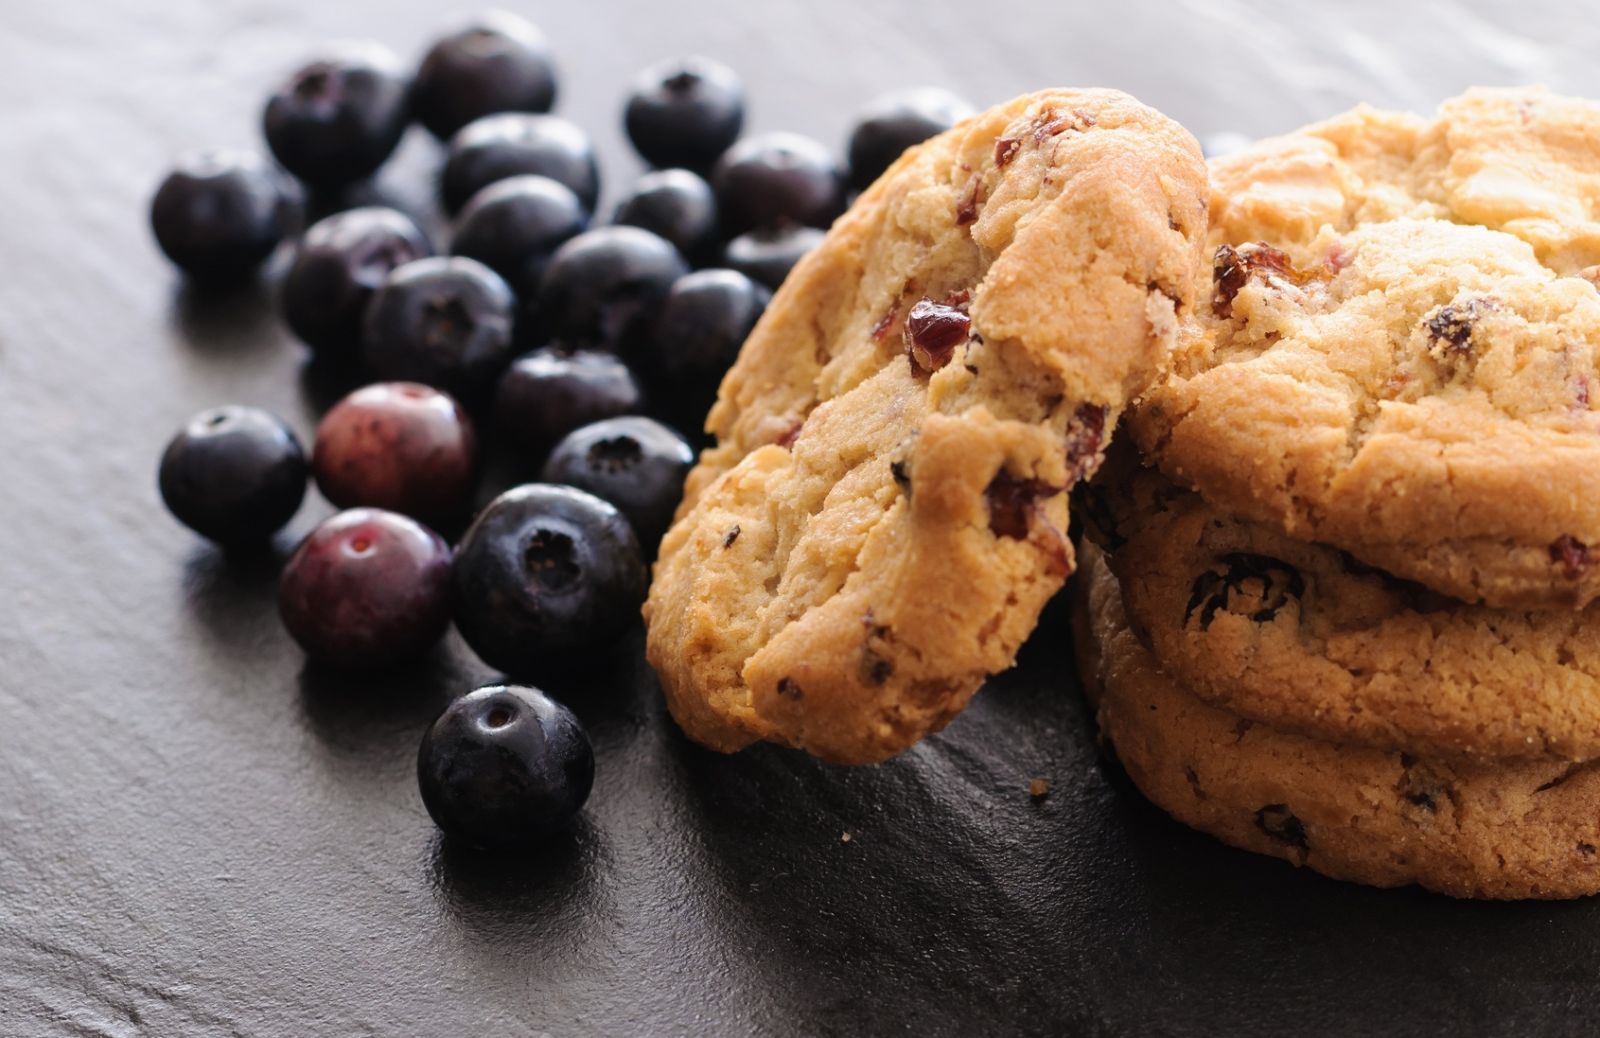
xmin=4 ymin=2 xmax=1600 ymax=1035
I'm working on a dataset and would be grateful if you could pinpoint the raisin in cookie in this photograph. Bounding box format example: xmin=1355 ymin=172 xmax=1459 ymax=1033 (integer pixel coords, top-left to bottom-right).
xmin=1088 ymin=456 xmax=1600 ymax=761
xmin=1130 ymin=87 xmax=1600 ymax=610
xmin=644 ymin=89 xmax=1207 ymax=764
xmin=1075 ymin=542 xmax=1600 ymax=900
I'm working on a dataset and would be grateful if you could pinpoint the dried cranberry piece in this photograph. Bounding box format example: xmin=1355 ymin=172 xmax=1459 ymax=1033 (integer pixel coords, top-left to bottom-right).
xmin=1185 ymin=553 xmax=1305 ymax=630
xmin=985 ymin=471 xmax=1061 ymax=540
xmin=1551 ymin=535 xmax=1591 ymax=580
xmin=1064 ymin=403 xmax=1109 ymax=483
xmin=1254 ymin=804 xmax=1308 ymax=850
xmin=1425 ymin=298 xmax=1493 ymax=357
xmin=904 ymin=297 xmax=971 ymax=373
xmin=994 ymin=137 xmax=1020 ymax=166
xmin=1211 ymin=242 xmax=1313 ymax=317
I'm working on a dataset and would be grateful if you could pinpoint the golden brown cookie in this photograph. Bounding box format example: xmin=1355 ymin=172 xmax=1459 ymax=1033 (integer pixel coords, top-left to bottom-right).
xmin=1130 ymin=88 xmax=1600 ymax=610
xmin=1074 ymin=542 xmax=1600 ymax=901
xmin=645 ymin=89 xmax=1207 ymax=763
xmin=1086 ymin=457 xmax=1600 ymax=761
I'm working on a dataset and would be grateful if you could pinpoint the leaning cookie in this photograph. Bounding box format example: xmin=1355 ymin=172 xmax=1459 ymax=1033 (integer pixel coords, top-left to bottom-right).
xmin=1131 ymin=88 xmax=1600 ymax=609
xmin=645 ymin=89 xmax=1207 ymax=763
xmin=1075 ymin=542 xmax=1600 ymax=901
xmin=1087 ymin=457 xmax=1600 ymax=761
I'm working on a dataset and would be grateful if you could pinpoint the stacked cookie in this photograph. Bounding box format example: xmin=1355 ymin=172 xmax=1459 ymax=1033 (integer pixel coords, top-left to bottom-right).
xmin=1075 ymin=87 xmax=1600 ymax=899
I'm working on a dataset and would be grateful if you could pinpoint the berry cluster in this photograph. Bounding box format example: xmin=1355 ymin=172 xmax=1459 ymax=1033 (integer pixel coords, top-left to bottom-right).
xmin=150 ymin=12 xmax=972 ymax=851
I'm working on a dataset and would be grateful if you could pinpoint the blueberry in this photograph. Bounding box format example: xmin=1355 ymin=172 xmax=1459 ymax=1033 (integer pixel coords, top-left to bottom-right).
xmin=149 ymin=149 xmax=300 ymax=282
xmin=722 ymin=224 xmax=824 ymax=290
xmin=262 ymin=43 xmax=411 ymax=189
xmin=412 ymin=12 xmax=558 ymax=141
xmin=643 ymin=269 xmax=768 ymax=413
xmin=845 ymin=87 xmax=974 ymax=193
xmin=623 ymin=57 xmax=744 ymax=172
xmin=613 ymin=169 xmax=718 ymax=265
xmin=452 ymin=484 xmax=646 ymax=674
xmin=362 ymin=256 xmax=517 ymax=401
xmin=279 ymin=508 xmax=452 ymax=670
xmin=492 ymin=348 xmax=643 ymax=459
xmin=535 ymin=227 xmax=687 ymax=353
xmin=541 ymin=417 xmax=693 ymax=551
xmin=712 ymin=132 xmax=844 ymax=236
xmin=281 ymin=207 xmax=431 ymax=358
xmin=417 ymin=684 xmax=594 ymax=848
xmin=452 ymin=175 xmax=588 ymax=300
xmin=440 ymin=113 xmax=598 ymax=215
xmin=158 ymin=406 xmax=307 ymax=544
xmin=313 ymin=383 xmax=478 ymax=522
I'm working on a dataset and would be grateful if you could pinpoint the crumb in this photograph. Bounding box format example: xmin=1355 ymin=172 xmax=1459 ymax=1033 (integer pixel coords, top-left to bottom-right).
xmin=1028 ymin=778 xmax=1050 ymax=799
xmin=840 ymin=831 xmax=852 ymax=843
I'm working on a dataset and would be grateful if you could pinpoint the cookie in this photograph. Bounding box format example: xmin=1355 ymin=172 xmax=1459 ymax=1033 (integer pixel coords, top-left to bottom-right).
xmin=1130 ymin=87 xmax=1600 ymax=609
xmin=1074 ymin=542 xmax=1600 ymax=900
xmin=644 ymin=89 xmax=1207 ymax=764
xmin=1088 ymin=457 xmax=1600 ymax=761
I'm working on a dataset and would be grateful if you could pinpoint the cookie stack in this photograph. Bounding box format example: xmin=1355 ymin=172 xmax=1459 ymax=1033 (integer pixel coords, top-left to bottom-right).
xmin=1074 ymin=87 xmax=1600 ymax=899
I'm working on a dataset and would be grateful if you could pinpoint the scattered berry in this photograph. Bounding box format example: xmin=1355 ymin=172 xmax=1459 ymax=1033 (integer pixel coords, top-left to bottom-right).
xmin=452 ymin=174 xmax=588 ymax=299
xmin=149 ymin=150 xmax=300 ymax=282
xmin=278 ymin=508 xmax=453 ymax=670
xmin=158 ymin=406 xmax=307 ymax=544
xmin=417 ymin=684 xmax=594 ymax=848
xmin=536 ymin=227 xmax=687 ymax=353
xmin=440 ymin=113 xmax=599 ymax=215
xmin=623 ymin=57 xmax=744 ymax=171
xmin=492 ymin=348 xmax=643 ymax=458
xmin=643 ymin=269 xmax=768 ymax=411
xmin=541 ymin=416 xmax=693 ymax=551
xmin=712 ymin=132 xmax=844 ymax=236
xmin=262 ymin=43 xmax=412 ymax=189
xmin=312 ymin=383 xmax=478 ymax=522
xmin=412 ymin=12 xmax=558 ymax=141
xmin=613 ymin=169 xmax=719 ymax=265
xmin=452 ymin=484 xmax=646 ymax=674
xmin=846 ymin=87 xmax=974 ymax=192
xmin=362 ymin=256 xmax=517 ymax=401
xmin=281 ymin=207 xmax=431 ymax=358
xmin=722 ymin=224 xmax=824 ymax=290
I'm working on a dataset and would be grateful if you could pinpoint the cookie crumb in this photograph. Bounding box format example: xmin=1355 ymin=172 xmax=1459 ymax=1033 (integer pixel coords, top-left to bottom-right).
xmin=1028 ymin=778 xmax=1050 ymax=799
xmin=840 ymin=831 xmax=852 ymax=843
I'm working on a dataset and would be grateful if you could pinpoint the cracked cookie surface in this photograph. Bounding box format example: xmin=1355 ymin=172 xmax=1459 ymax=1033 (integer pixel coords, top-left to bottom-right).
xmin=1074 ymin=542 xmax=1600 ymax=900
xmin=1130 ymin=87 xmax=1600 ymax=609
xmin=1087 ymin=456 xmax=1600 ymax=761
xmin=644 ymin=88 xmax=1206 ymax=763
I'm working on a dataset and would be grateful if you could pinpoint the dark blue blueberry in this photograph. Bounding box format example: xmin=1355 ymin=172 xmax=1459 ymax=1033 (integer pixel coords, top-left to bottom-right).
xmin=262 ymin=43 xmax=412 ymax=189
xmin=452 ymin=484 xmax=646 ymax=674
xmin=540 ymin=417 xmax=693 ymax=551
xmin=158 ymin=405 xmax=307 ymax=544
xmin=281 ymin=207 xmax=431 ymax=358
xmin=722 ymin=224 xmax=824 ymax=290
xmin=412 ymin=12 xmax=558 ymax=141
xmin=535 ymin=227 xmax=687 ymax=353
xmin=452 ymin=175 xmax=588 ymax=300
xmin=613 ymin=169 xmax=719 ymax=265
xmin=492 ymin=348 xmax=643 ymax=459
xmin=440 ymin=113 xmax=598 ymax=215
xmin=149 ymin=149 xmax=300 ymax=282
xmin=417 ymin=684 xmax=594 ymax=849
xmin=643 ymin=269 xmax=768 ymax=412
xmin=312 ymin=383 xmax=478 ymax=523
xmin=712 ymin=132 xmax=844 ymax=236
xmin=362 ymin=256 xmax=517 ymax=402
xmin=623 ymin=57 xmax=744 ymax=172
xmin=846 ymin=87 xmax=974 ymax=193
xmin=278 ymin=507 xmax=453 ymax=670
